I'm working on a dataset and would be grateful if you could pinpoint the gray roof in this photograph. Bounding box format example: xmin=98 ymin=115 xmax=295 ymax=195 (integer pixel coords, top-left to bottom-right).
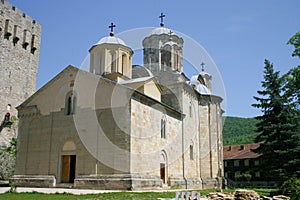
xmin=96 ymin=36 xmax=126 ymax=46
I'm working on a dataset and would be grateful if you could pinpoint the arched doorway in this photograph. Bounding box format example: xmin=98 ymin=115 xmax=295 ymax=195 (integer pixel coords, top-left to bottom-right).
xmin=61 ymin=141 xmax=76 ymax=183
xmin=160 ymin=151 xmax=167 ymax=184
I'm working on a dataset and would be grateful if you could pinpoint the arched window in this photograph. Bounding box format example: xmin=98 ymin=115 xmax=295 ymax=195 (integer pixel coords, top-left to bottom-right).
xmin=66 ymin=92 xmax=76 ymax=115
xmin=161 ymin=46 xmax=171 ymax=71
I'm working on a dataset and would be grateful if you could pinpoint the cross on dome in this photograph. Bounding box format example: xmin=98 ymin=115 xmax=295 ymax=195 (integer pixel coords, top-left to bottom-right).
xmin=159 ymin=13 xmax=165 ymax=27
xmin=109 ymin=22 xmax=116 ymax=36
xmin=201 ymin=62 xmax=205 ymax=72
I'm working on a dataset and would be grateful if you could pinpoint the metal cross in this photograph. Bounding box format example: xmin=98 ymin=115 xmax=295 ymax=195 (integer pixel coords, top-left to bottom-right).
xmin=159 ymin=13 xmax=165 ymax=27
xmin=109 ymin=22 xmax=116 ymax=36
xmin=201 ymin=62 xmax=205 ymax=72
xmin=169 ymin=30 xmax=173 ymax=36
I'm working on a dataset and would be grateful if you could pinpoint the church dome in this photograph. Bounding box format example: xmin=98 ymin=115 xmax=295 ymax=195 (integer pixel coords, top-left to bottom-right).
xmin=96 ymin=36 xmax=127 ymax=46
xmin=190 ymin=75 xmax=211 ymax=95
xmin=132 ymin=65 xmax=154 ymax=79
xmin=150 ymin=27 xmax=176 ymax=36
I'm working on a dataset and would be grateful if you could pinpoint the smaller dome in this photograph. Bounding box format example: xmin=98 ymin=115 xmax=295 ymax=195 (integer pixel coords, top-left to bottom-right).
xmin=190 ymin=75 xmax=199 ymax=86
xmin=150 ymin=27 xmax=176 ymax=36
xmin=97 ymin=36 xmax=126 ymax=46
xmin=190 ymin=75 xmax=211 ymax=95
xmin=132 ymin=65 xmax=154 ymax=79
xmin=196 ymin=84 xmax=211 ymax=95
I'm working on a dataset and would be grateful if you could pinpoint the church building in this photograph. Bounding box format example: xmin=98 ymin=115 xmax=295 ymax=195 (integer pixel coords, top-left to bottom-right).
xmin=12 ymin=16 xmax=224 ymax=190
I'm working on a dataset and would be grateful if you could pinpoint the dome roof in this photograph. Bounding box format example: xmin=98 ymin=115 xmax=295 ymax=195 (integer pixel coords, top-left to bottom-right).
xmin=150 ymin=27 xmax=176 ymax=36
xmin=190 ymin=75 xmax=211 ymax=95
xmin=132 ymin=65 xmax=153 ymax=79
xmin=96 ymin=36 xmax=126 ymax=46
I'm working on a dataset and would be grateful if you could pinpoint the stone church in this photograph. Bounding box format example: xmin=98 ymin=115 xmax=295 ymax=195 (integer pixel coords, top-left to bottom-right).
xmin=11 ymin=16 xmax=224 ymax=190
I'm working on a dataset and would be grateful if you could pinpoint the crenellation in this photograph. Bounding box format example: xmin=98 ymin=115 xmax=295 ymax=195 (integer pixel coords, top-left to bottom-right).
xmin=0 ymin=0 xmax=41 ymax=146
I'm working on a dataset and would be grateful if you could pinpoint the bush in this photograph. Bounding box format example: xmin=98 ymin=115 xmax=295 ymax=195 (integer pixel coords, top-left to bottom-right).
xmin=279 ymin=177 xmax=300 ymax=200
xmin=0 ymin=151 xmax=15 ymax=180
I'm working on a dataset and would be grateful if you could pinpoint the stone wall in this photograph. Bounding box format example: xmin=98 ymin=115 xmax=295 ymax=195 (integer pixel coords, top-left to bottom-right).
xmin=0 ymin=0 xmax=41 ymax=145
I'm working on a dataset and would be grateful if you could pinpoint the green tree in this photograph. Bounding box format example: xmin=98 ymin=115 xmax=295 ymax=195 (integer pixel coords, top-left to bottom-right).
xmin=252 ymin=59 xmax=299 ymax=181
xmin=288 ymin=31 xmax=300 ymax=57
xmin=252 ymin=31 xmax=300 ymax=182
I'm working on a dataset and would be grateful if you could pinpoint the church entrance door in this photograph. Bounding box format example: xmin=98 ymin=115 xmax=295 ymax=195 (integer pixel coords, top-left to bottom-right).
xmin=61 ymin=155 xmax=76 ymax=183
xmin=160 ymin=163 xmax=166 ymax=183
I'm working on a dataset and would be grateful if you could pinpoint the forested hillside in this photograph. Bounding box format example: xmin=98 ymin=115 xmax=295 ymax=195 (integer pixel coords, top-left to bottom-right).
xmin=222 ymin=116 xmax=259 ymax=146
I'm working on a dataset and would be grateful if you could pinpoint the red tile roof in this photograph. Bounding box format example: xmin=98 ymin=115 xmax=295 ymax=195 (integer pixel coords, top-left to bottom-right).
xmin=223 ymin=143 xmax=262 ymax=160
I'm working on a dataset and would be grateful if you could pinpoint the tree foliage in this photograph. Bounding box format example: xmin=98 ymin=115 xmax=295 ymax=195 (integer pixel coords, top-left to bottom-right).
xmin=252 ymin=31 xmax=300 ymax=182
xmin=288 ymin=31 xmax=300 ymax=57
xmin=223 ymin=116 xmax=259 ymax=145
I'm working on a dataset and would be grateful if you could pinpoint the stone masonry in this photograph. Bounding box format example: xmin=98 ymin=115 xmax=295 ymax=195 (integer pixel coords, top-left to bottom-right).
xmin=0 ymin=0 xmax=41 ymax=145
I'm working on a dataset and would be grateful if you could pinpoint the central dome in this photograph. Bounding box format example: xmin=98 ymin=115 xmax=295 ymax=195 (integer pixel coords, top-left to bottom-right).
xmin=97 ymin=36 xmax=126 ymax=46
xmin=150 ymin=27 xmax=176 ymax=36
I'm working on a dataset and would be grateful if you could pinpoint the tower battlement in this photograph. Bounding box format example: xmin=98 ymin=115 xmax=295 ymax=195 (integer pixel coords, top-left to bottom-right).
xmin=0 ymin=0 xmax=41 ymax=145
xmin=0 ymin=0 xmax=41 ymax=52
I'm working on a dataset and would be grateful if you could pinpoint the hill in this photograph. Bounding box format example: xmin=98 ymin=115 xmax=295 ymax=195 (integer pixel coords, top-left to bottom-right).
xmin=222 ymin=116 xmax=259 ymax=146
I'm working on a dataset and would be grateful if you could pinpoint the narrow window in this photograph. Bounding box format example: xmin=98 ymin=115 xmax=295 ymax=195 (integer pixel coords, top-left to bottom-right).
xmin=189 ymin=145 xmax=194 ymax=160
xmin=111 ymin=53 xmax=116 ymax=72
xmin=122 ymin=54 xmax=126 ymax=74
xmin=31 ymin=35 xmax=37 ymax=54
xmin=161 ymin=118 xmax=166 ymax=139
xmin=66 ymin=92 xmax=76 ymax=115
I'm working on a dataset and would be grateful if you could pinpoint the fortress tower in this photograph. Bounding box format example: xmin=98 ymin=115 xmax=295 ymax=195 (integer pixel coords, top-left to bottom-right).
xmin=0 ymin=0 xmax=41 ymax=145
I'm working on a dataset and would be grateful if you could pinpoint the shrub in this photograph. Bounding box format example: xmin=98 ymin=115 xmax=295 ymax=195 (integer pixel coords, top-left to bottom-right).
xmin=0 ymin=150 xmax=15 ymax=180
xmin=279 ymin=177 xmax=300 ymax=200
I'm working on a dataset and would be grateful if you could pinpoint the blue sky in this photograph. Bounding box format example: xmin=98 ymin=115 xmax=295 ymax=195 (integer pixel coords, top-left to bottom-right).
xmin=8 ymin=0 xmax=300 ymax=117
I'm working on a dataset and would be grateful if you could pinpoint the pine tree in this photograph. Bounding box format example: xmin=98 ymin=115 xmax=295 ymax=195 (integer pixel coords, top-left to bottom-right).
xmin=252 ymin=59 xmax=300 ymax=182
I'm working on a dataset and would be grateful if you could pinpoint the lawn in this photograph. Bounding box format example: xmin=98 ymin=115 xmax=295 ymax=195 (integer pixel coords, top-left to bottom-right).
xmin=0 ymin=188 xmax=275 ymax=200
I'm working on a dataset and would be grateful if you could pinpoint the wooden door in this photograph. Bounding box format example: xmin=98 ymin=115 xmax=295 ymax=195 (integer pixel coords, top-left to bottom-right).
xmin=61 ymin=155 xmax=71 ymax=183
xmin=61 ymin=155 xmax=76 ymax=183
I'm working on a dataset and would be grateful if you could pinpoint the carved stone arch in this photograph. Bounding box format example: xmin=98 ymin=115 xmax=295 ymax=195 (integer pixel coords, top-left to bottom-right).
xmin=62 ymin=140 xmax=76 ymax=152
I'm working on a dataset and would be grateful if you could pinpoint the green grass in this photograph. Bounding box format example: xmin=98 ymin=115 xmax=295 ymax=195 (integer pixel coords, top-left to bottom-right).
xmin=0 ymin=188 xmax=275 ymax=200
